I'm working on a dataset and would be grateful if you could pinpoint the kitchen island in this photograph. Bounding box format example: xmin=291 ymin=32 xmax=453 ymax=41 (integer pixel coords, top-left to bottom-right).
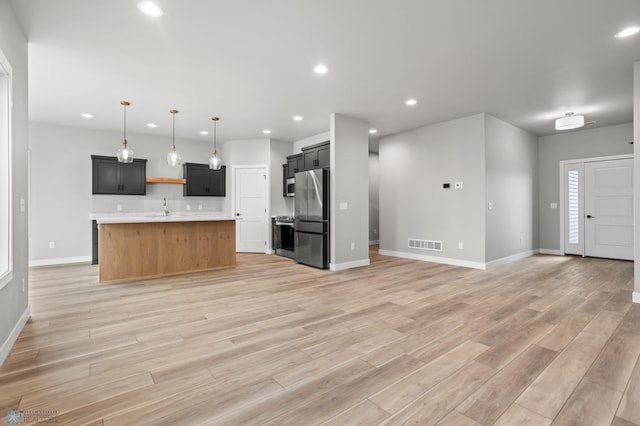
xmin=92 ymin=214 xmax=238 ymax=283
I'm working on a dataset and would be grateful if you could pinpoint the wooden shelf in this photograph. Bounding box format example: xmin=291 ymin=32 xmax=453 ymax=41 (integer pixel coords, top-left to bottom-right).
xmin=146 ymin=177 xmax=186 ymax=184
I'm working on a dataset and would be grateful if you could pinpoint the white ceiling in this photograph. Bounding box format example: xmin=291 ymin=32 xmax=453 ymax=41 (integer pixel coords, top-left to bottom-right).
xmin=9 ymin=0 xmax=640 ymax=147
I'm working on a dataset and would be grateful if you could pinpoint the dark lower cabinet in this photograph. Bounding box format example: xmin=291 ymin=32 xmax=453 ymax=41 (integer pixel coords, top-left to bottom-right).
xmin=302 ymin=142 xmax=330 ymax=170
xmin=183 ymin=163 xmax=226 ymax=196
xmin=92 ymin=220 xmax=98 ymax=265
xmin=91 ymin=155 xmax=147 ymax=195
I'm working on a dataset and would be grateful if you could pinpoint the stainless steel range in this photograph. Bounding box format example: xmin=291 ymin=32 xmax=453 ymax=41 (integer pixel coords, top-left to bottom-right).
xmin=273 ymin=215 xmax=295 ymax=259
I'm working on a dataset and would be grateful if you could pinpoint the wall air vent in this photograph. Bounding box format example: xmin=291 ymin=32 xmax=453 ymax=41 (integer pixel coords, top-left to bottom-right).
xmin=408 ymin=238 xmax=442 ymax=251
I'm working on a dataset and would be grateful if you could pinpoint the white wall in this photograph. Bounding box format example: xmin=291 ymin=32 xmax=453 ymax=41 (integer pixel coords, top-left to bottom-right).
xmin=485 ymin=115 xmax=539 ymax=264
xmin=369 ymin=152 xmax=379 ymax=243
xmin=379 ymin=114 xmax=486 ymax=266
xmin=330 ymin=113 xmax=370 ymax=269
xmin=29 ymin=124 xmax=294 ymax=263
xmin=634 ymin=61 xmax=640 ymax=304
xmin=538 ymin=122 xmax=633 ymax=252
xmin=293 ymin=131 xmax=330 ymax=153
xmin=0 ymin=0 xmax=29 ymax=365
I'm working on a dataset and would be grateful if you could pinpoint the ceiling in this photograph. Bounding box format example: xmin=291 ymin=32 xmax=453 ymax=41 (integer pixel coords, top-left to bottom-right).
xmin=9 ymin=0 xmax=640 ymax=147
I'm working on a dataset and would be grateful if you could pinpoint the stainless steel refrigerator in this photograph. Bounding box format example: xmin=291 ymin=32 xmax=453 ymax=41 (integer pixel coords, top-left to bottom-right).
xmin=294 ymin=168 xmax=329 ymax=269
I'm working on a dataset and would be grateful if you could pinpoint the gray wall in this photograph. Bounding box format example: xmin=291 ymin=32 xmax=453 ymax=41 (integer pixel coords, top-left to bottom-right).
xmin=330 ymin=113 xmax=370 ymax=268
xmin=379 ymin=114 xmax=486 ymax=264
xmin=0 ymin=0 xmax=29 ymax=361
xmin=634 ymin=61 xmax=639 ymax=302
xmin=485 ymin=115 xmax=539 ymax=262
xmin=369 ymin=152 xmax=379 ymax=243
xmin=538 ymin=122 xmax=633 ymax=251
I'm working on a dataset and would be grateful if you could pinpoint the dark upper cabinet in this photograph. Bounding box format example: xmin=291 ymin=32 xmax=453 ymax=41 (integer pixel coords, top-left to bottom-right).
xmin=302 ymin=141 xmax=330 ymax=170
xmin=183 ymin=163 xmax=226 ymax=196
xmin=286 ymin=154 xmax=302 ymax=179
xmin=91 ymin=155 xmax=147 ymax=195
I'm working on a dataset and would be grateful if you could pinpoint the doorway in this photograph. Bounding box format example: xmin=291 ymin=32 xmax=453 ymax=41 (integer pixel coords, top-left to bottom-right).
xmin=234 ymin=166 xmax=269 ymax=253
xmin=562 ymin=156 xmax=633 ymax=260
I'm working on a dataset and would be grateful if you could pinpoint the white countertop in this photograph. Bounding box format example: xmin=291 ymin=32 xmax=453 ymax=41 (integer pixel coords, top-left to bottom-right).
xmin=90 ymin=212 xmax=239 ymax=224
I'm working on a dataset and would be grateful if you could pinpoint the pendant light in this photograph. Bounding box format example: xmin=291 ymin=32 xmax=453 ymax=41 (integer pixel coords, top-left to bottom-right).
xmin=555 ymin=112 xmax=585 ymax=130
xmin=116 ymin=101 xmax=134 ymax=163
xmin=167 ymin=109 xmax=182 ymax=166
xmin=208 ymin=116 xmax=222 ymax=170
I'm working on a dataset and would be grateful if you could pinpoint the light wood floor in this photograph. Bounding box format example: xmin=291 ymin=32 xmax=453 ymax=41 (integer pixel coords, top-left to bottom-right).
xmin=1 ymin=248 xmax=638 ymax=425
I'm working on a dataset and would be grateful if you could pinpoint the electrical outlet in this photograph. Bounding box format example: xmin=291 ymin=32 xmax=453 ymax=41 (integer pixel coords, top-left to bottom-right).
xmin=458 ymin=241 xmax=463 ymax=250
xmin=20 ymin=198 xmax=25 ymax=213
xmin=373 ymin=229 xmax=377 ymax=235
xmin=186 ymin=204 xmax=191 ymax=211
xmin=488 ymin=202 xmax=493 ymax=210
xmin=520 ymin=236 xmax=523 ymax=245
xmin=48 ymin=241 xmax=55 ymax=249
xmin=351 ymin=242 xmax=355 ymax=251
xmin=454 ymin=182 xmax=463 ymax=189
xmin=116 ymin=204 xmax=122 ymax=211
xmin=198 ymin=204 xmax=203 ymax=210
xmin=21 ymin=278 xmax=25 ymax=293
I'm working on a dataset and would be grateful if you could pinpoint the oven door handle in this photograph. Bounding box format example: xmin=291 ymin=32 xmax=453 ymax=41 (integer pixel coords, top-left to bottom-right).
xmin=275 ymin=221 xmax=294 ymax=227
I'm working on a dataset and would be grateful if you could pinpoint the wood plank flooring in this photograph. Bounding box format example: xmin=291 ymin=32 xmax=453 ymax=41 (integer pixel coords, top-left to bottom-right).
xmin=1 ymin=248 xmax=638 ymax=425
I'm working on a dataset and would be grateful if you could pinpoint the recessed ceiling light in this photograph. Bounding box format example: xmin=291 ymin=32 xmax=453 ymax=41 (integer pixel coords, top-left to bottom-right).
xmin=81 ymin=113 xmax=93 ymax=119
xmin=405 ymin=99 xmax=417 ymax=106
xmin=137 ymin=1 xmax=163 ymax=17
xmin=615 ymin=26 xmax=639 ymax=38
xmin=146 ymin=123 xmax=157 ymax=128
xmin=200 ymin=130 xmax=209 ymax=135
xmin=263 ymin=129 xmax=272 ymax=134
xmin=293 ymin=116 xmax=303 ymax=121
xmin=314 ymin=64 xmax=328 ymax=75
xmin=369 ymin=129 xmax=377 ymax=134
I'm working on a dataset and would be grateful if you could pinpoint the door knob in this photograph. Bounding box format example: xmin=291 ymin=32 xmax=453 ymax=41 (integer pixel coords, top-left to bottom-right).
xmin=586 ymin=214 xmax=594 ymax=219
xmin=236 ymin=213 xmax=241 ymax=216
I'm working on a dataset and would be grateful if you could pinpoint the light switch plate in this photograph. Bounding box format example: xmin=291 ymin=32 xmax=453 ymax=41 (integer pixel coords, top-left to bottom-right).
xmin=339 ymin=202 xmax=348 ymax=210
xmin=550 ymin=202 xmax=558 ymax=209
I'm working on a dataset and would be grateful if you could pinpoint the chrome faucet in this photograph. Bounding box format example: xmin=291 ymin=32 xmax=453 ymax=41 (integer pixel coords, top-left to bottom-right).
xmin=163 ymin=198 xmax=170 ymax=216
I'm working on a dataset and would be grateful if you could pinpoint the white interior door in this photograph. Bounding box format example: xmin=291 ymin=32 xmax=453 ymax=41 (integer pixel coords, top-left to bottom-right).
xmin=235 ymin=167 xmax=268 ymax=253
xmin=584 ymin=158 xmax=634 ymax=260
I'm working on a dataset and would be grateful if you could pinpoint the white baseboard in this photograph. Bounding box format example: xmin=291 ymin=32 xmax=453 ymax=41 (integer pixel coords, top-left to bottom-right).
xmin=378 ymin=249 xmax=486 ymax=270
xmin=369 ymin=240 xmax=380 ymax=245
xmin=633 ymin=292 xmax=640 ymax=304
xmin=485 ymin=249 xmax=540 ymax=269
xmin=0 ymin=305 xmax=30 ymax=366
xmin=29 ymin=256 xmax=92 ymax=267
xmin=330 ymin=258 xmax=370 ymax=271
xmin=539 ymin=249 xmax=563 ymax=256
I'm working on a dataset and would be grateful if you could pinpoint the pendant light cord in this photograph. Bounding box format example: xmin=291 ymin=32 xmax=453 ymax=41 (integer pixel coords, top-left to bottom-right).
xmin=172 ymin=111 xmax=176 ymax=150
xmin=123 ymin=103 xmax=127 ymax=141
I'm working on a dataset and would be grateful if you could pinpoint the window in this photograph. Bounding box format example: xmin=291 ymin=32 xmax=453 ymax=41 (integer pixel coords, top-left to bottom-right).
xmin=567 ymin=170 xmax=580 ymax=245
xmin=0 ymin=48 xmax=12 ymax=289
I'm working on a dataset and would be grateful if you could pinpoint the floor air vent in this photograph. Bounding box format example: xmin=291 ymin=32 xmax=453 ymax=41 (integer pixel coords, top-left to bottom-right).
xmin=408 ymin=238 xmax=442 ymax=251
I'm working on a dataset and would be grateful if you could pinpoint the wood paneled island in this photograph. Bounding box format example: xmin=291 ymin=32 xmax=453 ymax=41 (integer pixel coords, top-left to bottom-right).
xmin=93 ymin=214 xmax=238 ymax=282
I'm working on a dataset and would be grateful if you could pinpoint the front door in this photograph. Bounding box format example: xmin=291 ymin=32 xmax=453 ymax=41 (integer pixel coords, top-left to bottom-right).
xmin=584 ymin=158 xmax=634 ymax=260
xmin=234 ymin=167 xmax=268 ymax=253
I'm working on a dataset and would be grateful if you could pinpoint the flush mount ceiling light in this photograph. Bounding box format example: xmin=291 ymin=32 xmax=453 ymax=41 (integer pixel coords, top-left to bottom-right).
xmin=293 ymin=115 xmax=303 ymax=121
xmin=405 ymin=99 xmax=417 ymax=106
xmin=167 ymin=109 xmax=182 ymax=167
xmin=208 ymin=117 xmax=223 ymax=170
xmin=81 ymin=113 xmax=93 ymax=119
xmin=615 ymin=26 xmax=639 ymax=38
xmin=555 ymin=112 xmax=585 ymax=130
xmin=263 ymin=129 xmax=272 ymax=134
xmin=137 ymin=1 xmax=163 ymax=17
xmin=146 ymin=123 xmax=157 ymax=128
xmin=116 ymin=101 xmax=134 ymax=163
xmin=314 ymin=64 xmax=328 ymax=75
xmin=369 ymin=129 xmax=377 ymax=134
xmin=200 ymin=130 xmax=208 ymax=135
